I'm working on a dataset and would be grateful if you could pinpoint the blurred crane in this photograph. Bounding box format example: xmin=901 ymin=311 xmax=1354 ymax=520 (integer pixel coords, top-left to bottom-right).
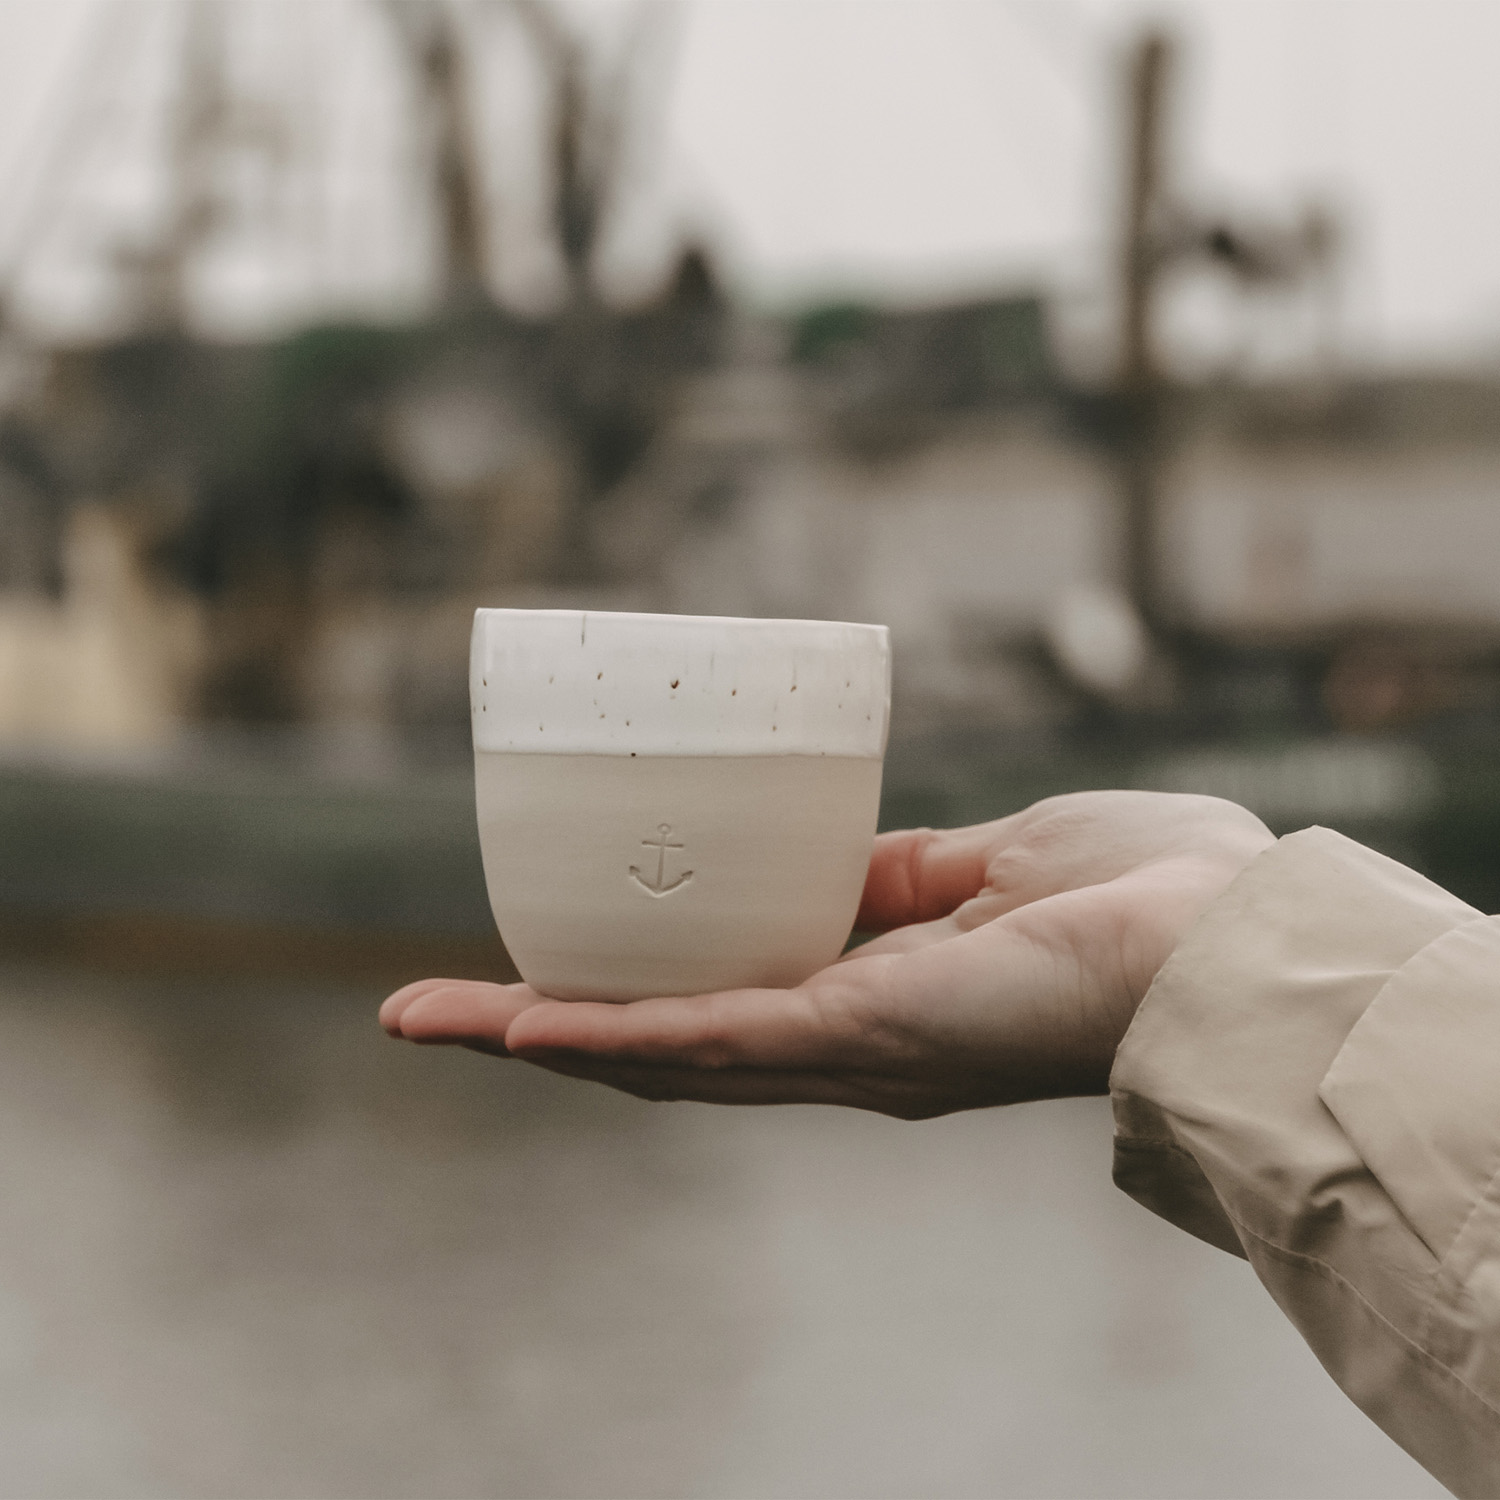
xmin=1118 ymin=29 xmax=1339 ymax=634
xmin=0 ymin=0 xmax=722 ymax=723
xmin=381 ymin=0 xmax=491 ymax=305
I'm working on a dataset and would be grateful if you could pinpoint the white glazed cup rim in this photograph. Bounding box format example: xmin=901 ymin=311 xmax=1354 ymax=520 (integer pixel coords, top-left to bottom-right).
xmin=470 ymin=608 xmax=891 ymax=758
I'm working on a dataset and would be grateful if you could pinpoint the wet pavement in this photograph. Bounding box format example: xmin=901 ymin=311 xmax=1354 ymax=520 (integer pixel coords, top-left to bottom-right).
xmin=0 ymin=961 xmax=1442 ymax=1499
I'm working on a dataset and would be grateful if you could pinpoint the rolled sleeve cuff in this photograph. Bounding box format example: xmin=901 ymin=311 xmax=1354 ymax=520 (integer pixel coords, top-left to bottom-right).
xmin=1107 ymin=826 xmax=1500 ymax=1496
xmin=1110 ymin=826 xmax=1478 ymax=1258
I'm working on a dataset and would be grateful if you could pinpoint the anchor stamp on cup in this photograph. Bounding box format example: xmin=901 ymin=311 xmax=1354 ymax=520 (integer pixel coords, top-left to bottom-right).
xmin=630 ymin=824 xmax=694 ymax=897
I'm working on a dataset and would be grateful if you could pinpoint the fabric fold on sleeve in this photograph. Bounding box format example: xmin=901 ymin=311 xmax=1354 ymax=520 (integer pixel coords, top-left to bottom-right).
xmin=1320 ymin=915 xmax=1500 ymax=1266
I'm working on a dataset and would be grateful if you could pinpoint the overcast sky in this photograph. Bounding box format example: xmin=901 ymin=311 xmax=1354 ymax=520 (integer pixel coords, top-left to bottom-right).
xmin=0 ymin=0 xmax=1496 ymax=371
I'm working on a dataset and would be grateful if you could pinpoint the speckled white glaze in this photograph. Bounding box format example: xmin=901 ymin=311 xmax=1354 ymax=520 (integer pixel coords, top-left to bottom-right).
xmin=470 ymin=609 xmax=891 ymax=1001
xmin=470 ymin=609 xmax=890 ymax=757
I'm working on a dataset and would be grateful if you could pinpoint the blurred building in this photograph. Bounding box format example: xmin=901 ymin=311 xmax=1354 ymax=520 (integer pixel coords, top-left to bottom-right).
xmin=0 ymin=5 xmax=1499 ymax=752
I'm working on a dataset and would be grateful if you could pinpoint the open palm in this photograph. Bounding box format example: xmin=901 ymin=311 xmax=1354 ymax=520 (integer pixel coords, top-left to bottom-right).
xmin=380 ymin=791 xmax=1273 ymax=1118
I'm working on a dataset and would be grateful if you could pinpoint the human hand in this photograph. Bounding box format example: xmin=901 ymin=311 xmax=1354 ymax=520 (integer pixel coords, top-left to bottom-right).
xmin=380 ymin=791 xmax=1273 ymax=1118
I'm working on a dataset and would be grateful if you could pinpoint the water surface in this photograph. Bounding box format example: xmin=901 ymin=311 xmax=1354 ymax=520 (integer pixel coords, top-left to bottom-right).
xmin=0 ymin=961 xmax=1441 ymax=1498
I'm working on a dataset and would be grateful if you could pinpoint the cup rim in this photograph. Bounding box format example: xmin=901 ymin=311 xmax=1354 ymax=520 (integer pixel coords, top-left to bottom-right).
xmin=473 ymin=607 xmax=888 ymax=635
xmin=471 ymin=607 xmax=891 ymax=759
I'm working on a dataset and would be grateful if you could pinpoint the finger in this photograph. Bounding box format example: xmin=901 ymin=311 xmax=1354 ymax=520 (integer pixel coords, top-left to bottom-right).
xmin=389 ymin=979 xmax=547 ymax=1054
xmin=504 ymin=965 xmax=890 ymax=1072
xmin=381 ymin=977 xmax=466 ymax=1033
xmin=856 ymin=822 xmax=1006 ymax=931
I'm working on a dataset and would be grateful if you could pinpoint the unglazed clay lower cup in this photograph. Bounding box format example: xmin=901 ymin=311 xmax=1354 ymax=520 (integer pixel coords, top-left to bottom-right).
xmin=470 ymin=608 xmax=891 ymax=1001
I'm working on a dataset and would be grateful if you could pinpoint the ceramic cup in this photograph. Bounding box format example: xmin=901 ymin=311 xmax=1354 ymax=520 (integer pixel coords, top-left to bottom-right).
xmin=470 ymin=608 xmax=891 ymax=1001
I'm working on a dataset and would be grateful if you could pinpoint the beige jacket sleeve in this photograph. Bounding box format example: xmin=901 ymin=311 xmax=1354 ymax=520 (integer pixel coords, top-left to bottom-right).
xmin=1111 ymin=826 xmax=1500 ymax=1498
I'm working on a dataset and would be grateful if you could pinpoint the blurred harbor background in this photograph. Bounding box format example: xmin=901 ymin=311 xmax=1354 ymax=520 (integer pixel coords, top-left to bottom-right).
xmin=0 ymin=0 xmax=1488 ymax=1493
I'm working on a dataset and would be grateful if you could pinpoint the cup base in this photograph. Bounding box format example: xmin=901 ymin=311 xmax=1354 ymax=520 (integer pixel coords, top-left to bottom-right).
xmin=476 ymin=751 xmax=883 ymax=1001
